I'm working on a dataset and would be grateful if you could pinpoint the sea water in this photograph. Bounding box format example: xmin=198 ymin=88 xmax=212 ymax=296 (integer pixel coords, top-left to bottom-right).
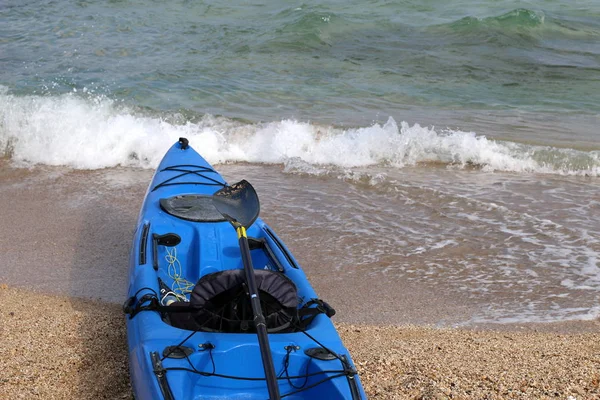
xmin=1 ymin=0 xmax=599 ymax=326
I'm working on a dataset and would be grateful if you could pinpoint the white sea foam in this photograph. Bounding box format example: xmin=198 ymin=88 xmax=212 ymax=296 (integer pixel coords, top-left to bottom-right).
xmin=467 ymin=304 xmax=600 ymax=325
xmin=1 ymin=90 xmax=599 ymax=175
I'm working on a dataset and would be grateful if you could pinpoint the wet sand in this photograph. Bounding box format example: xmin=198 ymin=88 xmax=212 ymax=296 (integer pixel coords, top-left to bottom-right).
xmin=2 ymin=164 xmax=599 ymax=330
xmin=0 ymin=164 xmax=476 ymax=326
xmin=1 ymin=285 xmax=599 ymax=399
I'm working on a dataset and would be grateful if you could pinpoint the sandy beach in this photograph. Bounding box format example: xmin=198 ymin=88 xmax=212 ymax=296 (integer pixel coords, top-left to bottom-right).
xmin=1 ymin=285 xmax=599 ymax=399
xmin=1 ymin=164 xmax=600 ymax=398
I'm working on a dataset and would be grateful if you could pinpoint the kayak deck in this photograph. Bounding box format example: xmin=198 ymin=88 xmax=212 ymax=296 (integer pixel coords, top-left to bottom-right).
xmin=125 ymin=139 xmax=365 ymax=399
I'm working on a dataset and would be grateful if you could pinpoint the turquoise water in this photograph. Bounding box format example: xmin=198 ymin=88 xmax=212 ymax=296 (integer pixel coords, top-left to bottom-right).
xmin=2 ymin=1 xmax=599 ymax=146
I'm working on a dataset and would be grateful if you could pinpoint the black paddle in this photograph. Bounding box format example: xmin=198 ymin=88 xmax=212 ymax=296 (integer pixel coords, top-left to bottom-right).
xmin=212 ymin=180 xmax=281 ymax=400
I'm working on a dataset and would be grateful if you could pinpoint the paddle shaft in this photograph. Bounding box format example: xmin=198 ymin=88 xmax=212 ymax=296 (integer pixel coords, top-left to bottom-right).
xmin=237 ymin=226 xmax=281 ymax=400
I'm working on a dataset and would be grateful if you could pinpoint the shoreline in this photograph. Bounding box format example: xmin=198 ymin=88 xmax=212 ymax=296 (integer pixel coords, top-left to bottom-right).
xmin=1 ymin=163 xmax=599 ymax=332
xmin=2 ymin=285 xmax=599 ymax=399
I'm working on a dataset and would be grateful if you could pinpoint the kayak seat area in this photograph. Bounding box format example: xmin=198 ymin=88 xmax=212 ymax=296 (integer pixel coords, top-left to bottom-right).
xmin=167 ymin=269 xmax=299 ymax=333
xmin=160 ymin=195 xmax=227 ymax=222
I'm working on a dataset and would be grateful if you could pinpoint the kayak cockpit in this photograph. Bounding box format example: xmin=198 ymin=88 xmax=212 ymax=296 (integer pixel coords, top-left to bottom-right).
xmin=165 ymin=268 xmax=299 ymax=333
xmin=126 ymin=220 xmax=333 ymax=334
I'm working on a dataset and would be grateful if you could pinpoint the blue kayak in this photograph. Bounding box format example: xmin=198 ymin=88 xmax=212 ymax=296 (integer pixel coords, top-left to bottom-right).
xmin=124 ymin=138 xmax=366 ymax=399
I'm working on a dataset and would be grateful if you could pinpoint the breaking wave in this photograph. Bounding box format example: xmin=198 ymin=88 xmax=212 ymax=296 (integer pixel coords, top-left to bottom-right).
xmin=1 ymin=90 xmax=598 ymax=176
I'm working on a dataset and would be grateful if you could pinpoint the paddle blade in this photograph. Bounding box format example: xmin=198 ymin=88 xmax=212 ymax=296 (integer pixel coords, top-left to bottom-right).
xmin=212 ymin=180 xmax=260 ymax=229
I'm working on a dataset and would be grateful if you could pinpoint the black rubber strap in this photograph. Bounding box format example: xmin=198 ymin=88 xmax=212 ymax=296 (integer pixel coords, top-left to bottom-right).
xmin=296 ymin=298 xmax=336 ymax=329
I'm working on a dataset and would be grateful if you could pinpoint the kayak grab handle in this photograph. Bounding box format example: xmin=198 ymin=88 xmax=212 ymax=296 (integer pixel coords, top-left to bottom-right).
xmin=179 ymin=137 xmax=189 ymax=150
xmin=152 ymin=233 xmax=182 ymax=270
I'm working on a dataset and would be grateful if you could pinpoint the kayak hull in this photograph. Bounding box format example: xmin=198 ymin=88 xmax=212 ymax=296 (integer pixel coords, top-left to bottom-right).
xmin=125 ymin=140 xmax=366 ymax=399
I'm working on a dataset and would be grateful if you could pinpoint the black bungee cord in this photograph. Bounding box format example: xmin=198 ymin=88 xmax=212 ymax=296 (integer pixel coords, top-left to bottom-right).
xmin=157 ymin=310 xmax=356 ymax=398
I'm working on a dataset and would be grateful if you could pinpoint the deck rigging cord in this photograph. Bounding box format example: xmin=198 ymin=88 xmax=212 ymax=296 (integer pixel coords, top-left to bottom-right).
xmin=151 ymin=164 xmax=226 ymax=192
xmin=123 ymin=275 xmax=358 ymax=397
xmin=165 ymin=247 xmax=194 ymax=301
xmin=154 ymin=305 xmax=357 ymax=398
